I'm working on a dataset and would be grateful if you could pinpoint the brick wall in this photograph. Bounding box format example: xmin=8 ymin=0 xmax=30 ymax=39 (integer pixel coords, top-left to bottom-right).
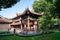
xmin=0 ymin=24 xmax=10 ymax=31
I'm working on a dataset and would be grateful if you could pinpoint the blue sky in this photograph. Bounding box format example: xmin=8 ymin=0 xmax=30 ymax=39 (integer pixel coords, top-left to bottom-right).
xmin=0 ymin=0 xmax=34 ymax=18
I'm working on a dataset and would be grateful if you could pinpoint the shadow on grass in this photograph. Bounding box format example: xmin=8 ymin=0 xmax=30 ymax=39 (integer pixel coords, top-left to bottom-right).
xmin=15 ymin=31 xmax=54 ymax=37
xmin=0 ymin=31 xmax=55 ymax=37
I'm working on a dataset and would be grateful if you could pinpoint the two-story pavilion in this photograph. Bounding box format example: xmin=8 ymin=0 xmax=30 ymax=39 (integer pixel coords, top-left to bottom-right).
xmin=10 ymin=8 xmax=42 ymax=33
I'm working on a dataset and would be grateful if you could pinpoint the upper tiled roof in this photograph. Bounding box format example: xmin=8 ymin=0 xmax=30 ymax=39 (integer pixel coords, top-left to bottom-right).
xmin=0 ymin=16 xmax=12 ymax=24
xmin=12 ymin=8 xmax=42 ymax=19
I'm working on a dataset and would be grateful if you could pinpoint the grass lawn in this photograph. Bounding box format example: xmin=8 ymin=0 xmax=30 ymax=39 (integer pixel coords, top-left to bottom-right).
xmin=0 ymin=31 xmax=60 ymax=40
xmin=0 ymin=30 xmax=8 ymax=34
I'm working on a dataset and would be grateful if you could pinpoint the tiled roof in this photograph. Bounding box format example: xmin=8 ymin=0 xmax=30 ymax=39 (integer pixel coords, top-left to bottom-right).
xmin=0 ymin=16 xmax=12 ymax=24
xmin=12 ymin=8 xmax=42 ymax=19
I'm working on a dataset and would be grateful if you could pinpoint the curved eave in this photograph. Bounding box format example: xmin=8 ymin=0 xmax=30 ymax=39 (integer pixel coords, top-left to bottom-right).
xmin=10 ymin=22 xmax=21 ymax=26
xmin=0 ymin=19 xmax=12 ymax=24
xmin=11 ymin=9 xmax=42 ymax=20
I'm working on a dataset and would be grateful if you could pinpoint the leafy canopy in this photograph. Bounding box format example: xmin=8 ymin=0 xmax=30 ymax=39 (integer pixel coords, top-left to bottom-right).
xmin=33 ymin=0 xmax=60 ymax=30
xmin=0 ymin=0 xmax=20 ymax=10
xmin=33 ymin=0 xmax=60 ymax=18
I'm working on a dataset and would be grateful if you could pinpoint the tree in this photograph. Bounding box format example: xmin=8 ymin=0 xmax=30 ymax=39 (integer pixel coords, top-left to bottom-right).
xmin=33 ymin=0 xmax=47 ymax=13
xmin=33 ymin=0 xmax=60 ymax=18
xmin=54 ymin=0 xmax=60 ymax=18
xmin=33 ymin=0 xmax=60 ymax=30
xmin=0 ymin=0 xmax=20 ymax=11
xmin=45 ymin=0 xmax=60 ymax=18
xmin=33 ymin=0 xmax=52 ymax=30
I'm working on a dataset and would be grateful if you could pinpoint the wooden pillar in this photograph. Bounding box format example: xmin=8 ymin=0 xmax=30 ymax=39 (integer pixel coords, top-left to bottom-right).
xmin=33 ymin=25 xmax=35 ymax=31
xmin=21 ymin=20 xmax=22 ymax=30
xmin=37 ymin=20 xmax=39 ymax=31
xmin=21 ymin=24 xmax=22 ymax=30
xmin=34 ymin=20 xmax=38 ymax=31
xmin=20 ymin=17 xmax=22 ymax=30
xmin=27 ymin=16 xmax=30 ymax=31
xmin=24 ymin=24 xmax=26 ymax=31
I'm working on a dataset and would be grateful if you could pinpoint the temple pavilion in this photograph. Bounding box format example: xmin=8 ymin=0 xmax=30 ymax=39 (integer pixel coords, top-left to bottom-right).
xmin=9 ymin=8 xmax=42 ymax=33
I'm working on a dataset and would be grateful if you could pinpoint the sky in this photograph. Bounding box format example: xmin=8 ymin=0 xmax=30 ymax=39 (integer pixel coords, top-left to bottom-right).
xmin=0 ymin=0 xmax=34 ymax=18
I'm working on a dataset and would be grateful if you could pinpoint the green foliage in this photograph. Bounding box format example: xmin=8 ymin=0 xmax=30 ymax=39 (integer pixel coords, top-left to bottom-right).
xmin=45 ymin=0 xmax=60 ymax=18
xmin=33 ymin=0 xmax=47 ymax=13
xmin=33 ymin=0 xmax=54 ymax=13
xmin=33 ymin=0 xmax=60 ymax=18
xmin=38 ymin=12 xmax=52 ymax=30
xmin=0 ymin=0 xmax=20 ymax=10
xmin=33 ymin=0 xmax=52 ymax=30
xmin=51 ymin=18 xmax=60 ymax=24
xmin=53 ymin=0 xmax=60 ymax=18
xmin=33 ymin=0 xmax=60 ymax=30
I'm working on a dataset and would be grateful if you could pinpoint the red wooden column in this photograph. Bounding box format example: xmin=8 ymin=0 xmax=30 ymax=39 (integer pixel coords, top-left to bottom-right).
xmin=20 ymin=17 xmax=22 ymax=30
xmin=34 ymin=20 xmax=38 ymax=31
xmin=27 ymin=16 xmax=30 ymax=31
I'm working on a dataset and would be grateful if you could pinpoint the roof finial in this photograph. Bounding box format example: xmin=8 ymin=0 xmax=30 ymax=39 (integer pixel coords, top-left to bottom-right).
xmin=26 ymin=8 xmax=29 ymax=11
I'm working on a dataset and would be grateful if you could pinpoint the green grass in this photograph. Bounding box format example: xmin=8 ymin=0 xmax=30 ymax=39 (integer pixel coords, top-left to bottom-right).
xmin=0 ymin=31 xmax=60 ymax=40
xmin=0 ymin=31 xmax=8 ymax=34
